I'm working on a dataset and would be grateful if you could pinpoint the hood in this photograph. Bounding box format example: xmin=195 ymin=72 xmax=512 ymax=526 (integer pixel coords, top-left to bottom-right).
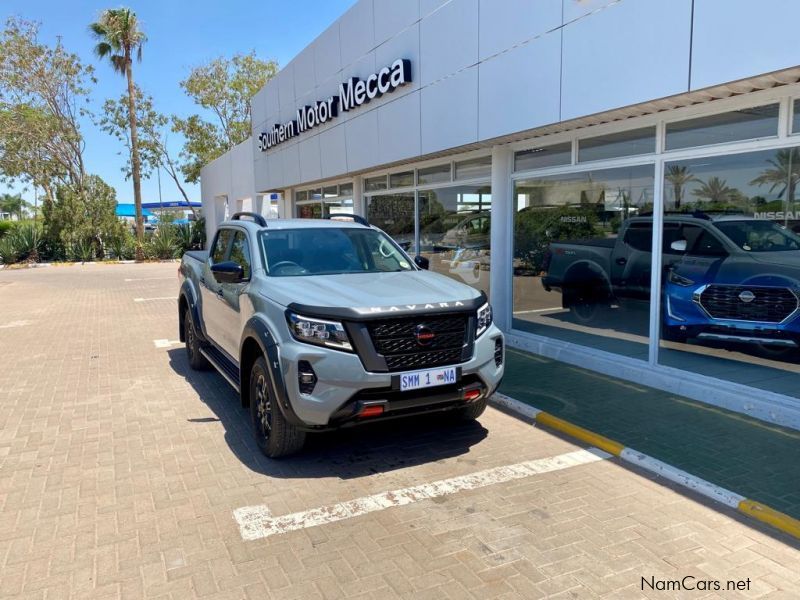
xmin=261 ymin=270 xmax=483 ymax=314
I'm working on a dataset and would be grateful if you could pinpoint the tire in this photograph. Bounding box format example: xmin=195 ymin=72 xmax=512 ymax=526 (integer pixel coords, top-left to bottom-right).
xmin=184 ymin=308 xmax=210 ymax=370
xmin=456 ymin=397 xmax=487 ymax=421
xmin=249 ymin=356 xmax=306 ymax=458
xmin=567 ymin=287 xmax=608 ymax=325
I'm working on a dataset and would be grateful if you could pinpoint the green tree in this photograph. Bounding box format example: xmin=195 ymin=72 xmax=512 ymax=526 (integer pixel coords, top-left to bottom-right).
xmin=173 ymin=51 xmax=278 ymax=183
xmin=0 ymin=18 xmax=93 ymax=215
xmin=749 ymin=147 xmax=800 ymax=206
xmin=99 ymin=87 xmax=197 ymax=218
xmin=0 ymin=192 xmax=29 ymax=219
xmin=665 ymin=165 xmax=696 ymax=210
xmin=692 ymin=176 xmax=736 ymax=205
xmin=90 ymin=8 xmax=147 ymax=260
xmin=47 ymin=174 xmax=124 ymax=259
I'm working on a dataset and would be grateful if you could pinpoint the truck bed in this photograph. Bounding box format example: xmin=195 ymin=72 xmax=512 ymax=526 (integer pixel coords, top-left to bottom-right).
xmin=184 ymin=250 xmax=209 ymax=263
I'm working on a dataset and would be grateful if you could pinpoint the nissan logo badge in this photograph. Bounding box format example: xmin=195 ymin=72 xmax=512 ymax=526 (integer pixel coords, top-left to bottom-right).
xmin=414 ymin=324 xmax=435 ymax=346
xmin=739 ymin=290 xmax=756 ymax=303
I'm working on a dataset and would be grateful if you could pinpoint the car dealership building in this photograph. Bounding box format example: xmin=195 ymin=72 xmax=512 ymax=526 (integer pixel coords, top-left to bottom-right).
xmin=201 ymin=0 xmax=800 ymax=429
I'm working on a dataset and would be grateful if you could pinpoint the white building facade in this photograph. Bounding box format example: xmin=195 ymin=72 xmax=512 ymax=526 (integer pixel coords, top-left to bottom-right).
xmin=201 ymin=0 xmax=800 ymax=429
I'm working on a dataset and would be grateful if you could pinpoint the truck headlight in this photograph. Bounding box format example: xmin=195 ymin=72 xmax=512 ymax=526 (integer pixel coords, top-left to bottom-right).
xmin=287 ymin=313 xmax=353 ymax=352
xmin=667 ymin=270 xmax=694 ymax=287
xmin=476 ymin=302 xmax=493 ymax=337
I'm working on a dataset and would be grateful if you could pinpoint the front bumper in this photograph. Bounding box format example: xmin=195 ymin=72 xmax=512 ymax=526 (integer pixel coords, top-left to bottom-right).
xmin=277 ymin=323 xmax=505 ymax=428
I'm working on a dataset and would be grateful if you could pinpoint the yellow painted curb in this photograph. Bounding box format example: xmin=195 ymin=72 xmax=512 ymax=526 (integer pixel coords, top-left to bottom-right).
xmin=535 ymin=412 xmax=625 ymax=457
xmin=738 ymin=499 xmax=800 ymax=540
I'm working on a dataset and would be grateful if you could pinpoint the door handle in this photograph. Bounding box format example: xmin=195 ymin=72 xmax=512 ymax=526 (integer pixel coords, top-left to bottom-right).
xmin=615 ymin=257 xmax=627 ymax=265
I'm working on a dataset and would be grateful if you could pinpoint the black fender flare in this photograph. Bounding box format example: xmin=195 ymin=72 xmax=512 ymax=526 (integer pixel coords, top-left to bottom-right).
xmin=178 ymin=280 xmax=206 ymax=343
xmin=239 ymin=317 xmax=305 ymax=427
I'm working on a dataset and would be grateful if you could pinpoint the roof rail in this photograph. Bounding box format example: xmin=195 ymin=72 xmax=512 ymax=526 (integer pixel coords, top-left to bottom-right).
xmin=325 ymin=214 xmax=370 ymax=227
xmin=231 ymin=212 xmax=267 ymax=227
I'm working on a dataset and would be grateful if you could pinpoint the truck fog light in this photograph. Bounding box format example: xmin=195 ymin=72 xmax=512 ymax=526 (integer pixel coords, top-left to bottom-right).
xmin=494 ymin=338 xmax=504 ymax=367
xmin=298 ymin=360 xmax=317 ymax=395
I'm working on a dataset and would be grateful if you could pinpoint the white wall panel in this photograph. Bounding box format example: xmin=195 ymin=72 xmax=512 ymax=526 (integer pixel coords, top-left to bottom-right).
xmin=561 ymin=0 xmax=691 ymax=120
xmin=478 ymin=31 xmax=561 ymax=140
xmin=250 ymin=87 xmax=269 ymax=137
xmin=286 ymin=144 xmax=303 ymax=188
xmin=375 ymin=22 xmax=421 ymax=101
xmin=298 ymin=136 xmax=322 ymax=183
xmin=319 ymin=124 xmax=349 ymax=179
xmin=421 ymin=65 xmax=478 ymax=154
xmin=263 ymin=81 xmax=280 ymax=125
xmin=420 ymin=0 xmax=448 ymax=18
xmin=339 ymin=0 xmax=376 ymax=68
xmin=292 ymin=46 xmax=317 ymax=98
xmin=378 ymin=91 xmax=421 ymax=164
xmin=479 ymin=0 xmax=561 ymax=61
xmin=691 ymin=0 xmax=800 ymax=89
xmin=420 ymin=0 xmax=479 ymax=86
xmin=314 ymin=23 xmax=343 ymax=88
xmin=374 ymin=0 xmax=420 ymax=47
xmin=345 ymin=109 xmax=380 ymax=172
xmin=277 ymin=65 xmax=296 ymax=123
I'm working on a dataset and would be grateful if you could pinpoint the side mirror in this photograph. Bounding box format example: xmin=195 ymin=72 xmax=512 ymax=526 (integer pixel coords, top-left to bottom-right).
xmin=414 ymin=255 xmax=430 ymax=270
xmin=211 ymin=261 xmax=244 ymax=284
xmin=670 ymin=239 xmax=687 ymax=253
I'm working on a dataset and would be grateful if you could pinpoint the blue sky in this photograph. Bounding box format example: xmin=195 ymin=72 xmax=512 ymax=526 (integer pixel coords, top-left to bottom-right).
xmin=2 ymin=0 xmax=355 ymax=206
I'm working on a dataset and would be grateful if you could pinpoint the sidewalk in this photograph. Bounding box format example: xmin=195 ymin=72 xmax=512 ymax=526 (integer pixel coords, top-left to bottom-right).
xmin=499 ymin=347 xmax=800 ymax=522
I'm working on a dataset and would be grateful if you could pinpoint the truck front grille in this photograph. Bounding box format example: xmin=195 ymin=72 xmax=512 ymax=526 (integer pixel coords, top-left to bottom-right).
xmin=366 ymin=314 xmax=470 ymax=372
xmin=698 ymin=285 xmax=798 ymax=323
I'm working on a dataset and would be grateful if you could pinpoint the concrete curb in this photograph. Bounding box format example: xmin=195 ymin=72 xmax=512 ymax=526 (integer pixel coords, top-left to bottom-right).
xmin=490 ymin=392 xmax=800 ymax=542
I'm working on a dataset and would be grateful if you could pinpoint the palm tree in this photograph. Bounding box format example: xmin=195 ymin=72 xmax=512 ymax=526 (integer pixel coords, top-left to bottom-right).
xmin=749 ymin=148 xmax=800 ymax=206
xmin=665 ymin=165 xmax=696 ymax=210
xmin=692 ymin=176 xmax=736 ymax=205
xmin=0 ymin=193 xmax=29 ymax=220
xmin=90 ymin=8 xmax=147 ymax=261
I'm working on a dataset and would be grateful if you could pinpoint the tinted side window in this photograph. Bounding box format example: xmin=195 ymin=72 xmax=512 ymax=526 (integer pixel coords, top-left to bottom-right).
xmin=211 ymin=229 xmax=233 ymax=264
xmin=229 ymin=231 xmax=252 ymax=279
xmin=623 ymin=223 xmax=653 ymax=252
xmin=664 ymin=224 xmax=704 ymax=254
xmin=689 ymin=231 xmax=727 ymax=257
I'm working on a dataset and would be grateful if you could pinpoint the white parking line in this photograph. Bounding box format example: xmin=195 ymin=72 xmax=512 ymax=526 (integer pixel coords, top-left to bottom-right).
xmin=0 ymin=320 xmax=31 ymax=329
xmin=233 ymin=448 xmax=610 ymax=541
xmin=153 ymin=339 xmax=182 ymax=348
xmin=133 ymin=297 xmax=176 ymax=303
xmin=125 ymin=277 xmax=174 ymax=282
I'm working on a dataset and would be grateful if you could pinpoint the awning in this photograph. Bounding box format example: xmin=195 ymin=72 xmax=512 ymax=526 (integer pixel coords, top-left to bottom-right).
xmin=115 ymin=204 xmax=154 ymax=218
xmin=141 ymin=200 xmax=202 ymax=209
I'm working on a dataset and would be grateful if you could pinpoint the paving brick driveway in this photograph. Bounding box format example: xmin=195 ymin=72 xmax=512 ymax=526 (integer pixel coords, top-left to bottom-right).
xmin=1 ymin=263 xmax=799 ymax=599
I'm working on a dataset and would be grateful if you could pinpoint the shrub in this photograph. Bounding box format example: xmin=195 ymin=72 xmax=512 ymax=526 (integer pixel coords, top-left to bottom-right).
xmin=69 ymin=239 xmax=95 ymax=262
xmin=0 ymin=220 xmax=15 ymax=239
xmin=12 ymin=223 xmax=43 ymax=262
xmin=0 ymin=236 xmax=17 ymax=264
xmin=107 ymin=230 xmax=136 ymax=260
xmin=146 ymin=225 xmax=179 ymax=260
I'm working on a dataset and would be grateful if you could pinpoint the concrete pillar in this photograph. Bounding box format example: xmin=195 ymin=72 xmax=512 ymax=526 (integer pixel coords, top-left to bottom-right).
xmin=490 ymin=145 xmax=513 ymax=332
xmin=281 ymin=188 xmax=294 ymax=218
xmin=353 ymin=177 xmax=364 ymax=216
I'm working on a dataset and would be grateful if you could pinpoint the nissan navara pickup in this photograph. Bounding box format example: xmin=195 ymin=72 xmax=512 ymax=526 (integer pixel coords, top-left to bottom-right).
xmin=178 ymin=213 xmax=504 ymax=457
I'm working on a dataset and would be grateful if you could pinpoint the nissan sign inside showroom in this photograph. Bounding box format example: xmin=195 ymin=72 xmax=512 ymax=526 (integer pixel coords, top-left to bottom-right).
xmin=258 ymin=58 xmax=411 ymax=151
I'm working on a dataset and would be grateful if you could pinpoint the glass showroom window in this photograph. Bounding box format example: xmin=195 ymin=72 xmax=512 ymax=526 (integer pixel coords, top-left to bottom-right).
xmin=512 ymin=164 xmax=655 ymax=360
xmin=418 ymin=185 xmax=492 ymax=295
xmin=578 ymin=127 xmax=656 ymax=163
xmin=366 ymin=193 xmax=416 ymax=252
xmin=665 ymin=104 xmax=779 ymax=151
xmin=658 ymin=145 xmax=800 ymax=399
xmin=296 ymin=184 xmax=353 ymax=218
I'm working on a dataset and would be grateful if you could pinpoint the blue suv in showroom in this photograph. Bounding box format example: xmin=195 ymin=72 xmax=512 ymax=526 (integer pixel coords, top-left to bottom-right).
xmin=663 ymin=214 xmax=800 ymax=350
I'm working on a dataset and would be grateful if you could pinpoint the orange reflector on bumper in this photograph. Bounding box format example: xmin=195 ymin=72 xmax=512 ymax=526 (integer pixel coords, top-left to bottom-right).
xmin=464 ymin=389 xmax=481 ymax=402
xmin=358 ymin=405 xmax=385 ymax=418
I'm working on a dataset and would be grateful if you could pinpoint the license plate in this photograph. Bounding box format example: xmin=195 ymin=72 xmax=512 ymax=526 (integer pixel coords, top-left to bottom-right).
xmin=399 ymin=366 xmax=457 ymax=391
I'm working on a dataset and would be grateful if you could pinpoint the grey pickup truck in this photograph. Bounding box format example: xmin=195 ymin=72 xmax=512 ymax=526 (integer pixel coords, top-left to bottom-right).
xmin=178 ymin=212 xmax=504 ymax=457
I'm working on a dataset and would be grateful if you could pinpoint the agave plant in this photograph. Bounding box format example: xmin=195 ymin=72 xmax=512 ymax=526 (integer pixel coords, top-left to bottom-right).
xmin=108 ymin=232 xmax=135 ymax=260
xmin=175 ymin=223 xmax=194 ymax=254
xmin=12 ymin=223 xmax=42 ymax=262
xmin=0 ymin=236 xmax=17 ymax=265
xmin=146 ymin=225 xmax=179 ymax=260
xmin=70 ymin=239 xmax=95 ymax=263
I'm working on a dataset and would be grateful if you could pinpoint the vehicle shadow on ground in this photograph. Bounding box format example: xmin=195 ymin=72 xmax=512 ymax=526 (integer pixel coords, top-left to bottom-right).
xmin=167 ymin=348 xmax=488 ymax=479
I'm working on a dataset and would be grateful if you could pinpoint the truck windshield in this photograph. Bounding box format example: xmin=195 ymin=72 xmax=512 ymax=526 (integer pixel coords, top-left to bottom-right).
xmin=259 ymin=228 xmax=415 ymax=276
xmin=714 ymin=220 xmax=800 ymax=252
